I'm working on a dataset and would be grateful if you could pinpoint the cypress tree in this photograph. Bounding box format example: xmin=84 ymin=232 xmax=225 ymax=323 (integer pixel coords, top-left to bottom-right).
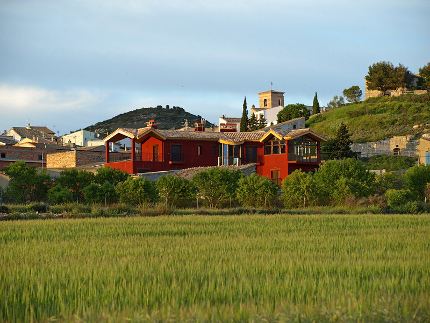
xmin=240 ymin=96 xmax=248 ymax=132
xmin=312 ymin=92 xmax=320 ymax=115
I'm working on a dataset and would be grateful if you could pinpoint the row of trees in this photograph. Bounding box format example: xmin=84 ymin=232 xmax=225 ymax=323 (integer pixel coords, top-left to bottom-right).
xmin=240 ymin=97 xmax=267 ymax=132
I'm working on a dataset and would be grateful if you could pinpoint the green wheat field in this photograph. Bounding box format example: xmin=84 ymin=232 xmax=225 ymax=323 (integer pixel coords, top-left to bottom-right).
xmin=1 ymin=214 xmax=429 ymax=322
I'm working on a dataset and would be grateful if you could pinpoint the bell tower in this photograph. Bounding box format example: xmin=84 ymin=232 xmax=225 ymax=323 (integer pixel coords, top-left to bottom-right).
xmin=258 ymin=90 xmax=285 ymax=110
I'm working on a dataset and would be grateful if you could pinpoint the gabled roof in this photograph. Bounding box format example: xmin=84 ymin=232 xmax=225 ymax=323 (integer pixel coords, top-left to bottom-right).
xmin=8 ymin=127 xmax=57 ymax=140
xmin=261 ymin=128 xmax=327 ymax=142
xmin=254 ymin=117 xmax=305 ymax=132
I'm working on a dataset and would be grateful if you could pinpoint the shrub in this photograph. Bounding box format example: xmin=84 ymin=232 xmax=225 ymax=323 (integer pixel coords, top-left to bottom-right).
xmin=237 ymin=174 xmax=279 ymax=207
xmin=281 ymin=170 xmax=317 ymax=208
xmin=156 ymin=175 xmax=196 ymax=207
xmin=0 ymin=205 xmax=9 ymax=214
xmin=192 ymin=168 xmax=243 ymax=208
xmin=403 ymin=164 xmax=430 ymax=201
xmin=116 ymin=177 xmax=158 ymax=206
xmin=386 ymin=189 xmax=414 ymax=210
xmin=47 ymin=185 xmax=73 ymax=205
xmin=94 ymin=166 xmax=129 ymax=185
xmin=27 ymin=203 xmax=49 ymax=213
xmin=56 ymin=169 xmax=95 ymax=202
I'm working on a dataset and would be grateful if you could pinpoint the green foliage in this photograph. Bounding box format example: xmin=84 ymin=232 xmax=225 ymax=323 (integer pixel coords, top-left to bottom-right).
xmin=247 ymin=112 xmax=258 ymax=131
xmin=326 ymin=95 xmax=345 ymax=110
xmin=47 ymin=184 xmax=73 ymax=205
xmin=116 ymin=177 xmax=158 ymax=206
xmin=314 ymin=158 xmax=377 ymax=205
xmin=375 ymin=172 xmax=404 ymax=194
xmin=192 ymin=168 xmax=243 ymax=208
xmin=361 ymin=155 xmax=416 ymax=171
xmin=2 ymin=160 xmax=52 ymax=203
xmin=281 ymin=170 xmax=317 ymax=207
xmin=419 ymin=62 xmax=430 ymax=89
xmin=312 ymin=92 xmax=320 ymax=114
xmin=56 ymin=169 xmax=95 ymax=202
xmin=403 ymin=164 xmax=430 ymax=201
xmin=385 ymin=189 xmax=414 ymax=209
xmin=322 ymin=122 xmax=353 ymax=159
xmin=277 ymin=103 xmax=310 ymax=123
xmin=365 ymin=61 xmax=413 ymax=93
xmin=156 ymin=175 xmax=196 ymax=207
xmin=257 ymin=115 xmax=267 ymax=129
xmin=94 ymin=166 xmax=129 ymax=185
xmin=342 ymin=86 xmax=362 ymax=103
xmin=83 ymin=183 xmax=102 ymax=204
xmin=240 ymin=96 xmax=248 ymax=132
xmin=236 ymin=174 xmax=279 ymax=207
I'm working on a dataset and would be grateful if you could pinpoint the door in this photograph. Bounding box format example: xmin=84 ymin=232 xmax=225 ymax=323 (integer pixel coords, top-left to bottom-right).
xmin=271 ymin=170 xmax=281 ymax=186
xmin=153 ymin=145 xmax=158 ymax=162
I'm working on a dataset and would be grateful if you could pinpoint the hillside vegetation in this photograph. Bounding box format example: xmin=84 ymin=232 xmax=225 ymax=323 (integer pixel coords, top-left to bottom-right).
xmin=307 ymin=93 xmax=430 ymax=142
xmin=85 ymin=106 xmax=214 ymax=135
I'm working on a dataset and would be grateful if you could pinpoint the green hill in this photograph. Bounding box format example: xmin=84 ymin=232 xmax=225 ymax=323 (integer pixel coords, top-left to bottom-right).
xmin=85 ymin=106 xmax=214 ymax=135
xmin=306 ymin=93 xmax=430 ymax=143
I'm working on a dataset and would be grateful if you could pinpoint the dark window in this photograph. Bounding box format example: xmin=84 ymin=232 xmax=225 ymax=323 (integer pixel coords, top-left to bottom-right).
xmin=293 ymin=124 xmax=297 ymax=129
xmin=212 ymin=146 xmax=216 ymax=156
xmin=0 ymin=153 xmax=5 ymax=158
xmin=264 ymin=138 xmax=286 ymax=155
xmin=288 ymin=135 xmax=318 ymax=162
xmin=38 ymin=155 xmax=43 ymax=160
xmin=264 ymin=99 xmax=267 ymax=106
xmin=245 ymin=146 xmax=257 ymax=163
xmin=171 ymin=145 xmax=182 ymax=162
xmin=197 ymin=145 xmax=202 ymax=155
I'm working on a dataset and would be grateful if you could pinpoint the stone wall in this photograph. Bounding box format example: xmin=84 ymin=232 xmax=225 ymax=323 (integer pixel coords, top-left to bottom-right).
xmin=46 ymin=151 xmax=105 ymax=168
xmin=351 ymin=135 xmax=419 ymax=158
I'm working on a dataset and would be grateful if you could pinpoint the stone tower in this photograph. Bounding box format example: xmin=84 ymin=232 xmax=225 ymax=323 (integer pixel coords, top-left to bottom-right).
xmin=258 ymin=90 xmax=285 ymax=110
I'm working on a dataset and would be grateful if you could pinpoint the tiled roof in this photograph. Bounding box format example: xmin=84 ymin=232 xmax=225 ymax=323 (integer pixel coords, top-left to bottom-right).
xmin=223 ymin=132 xmax=265 ymax=142
xmin=0 ymin=136 xmax=18 ymax=146
xmin=31 ymin=126 xmax=55 ymax=135
xmin=10 ymin=127 xmax=57 ymax=140
xmin=255 ymin=117 xmax=304 ymax=132
xmin=220 ymin=117 xmax=241 ymax=123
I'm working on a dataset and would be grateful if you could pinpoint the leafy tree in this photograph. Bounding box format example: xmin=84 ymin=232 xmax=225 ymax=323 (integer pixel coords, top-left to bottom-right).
xmin=419 ymin=62 xmax=430 ymax=90
xmin=83 ymin=183 xmax=102 ymax=204
xmin=281 ymin=170 xmax=317 ymax=208
xmin=56 ymin=169 xmax=95 ymax=202
xmin=386 ymin=189 xmax=414 ymax=210
xmin=257 ymin=115 xmax=267 ymax=130
xmin=322 ymin=122 xmax=353 ymax=159
xmin=156 ymin=175 xmax=196 ymax=207
xmin=403 ymin=164 xmax=430 ymax=201
xmin=312 ymin=92 xmax=320 ymax=114
xmin=47 ymin=184 xmax=73 ymax=205
xmin=365 ymin=61 xmax=413 ymax=94
xmin=116 ymin=177 xmax=158 ymax=205
xmin=236 ymin=174 xmax=279 ymax=207
xmin=95 ymin=166 xmax=129 ymax=185
xmin=277 ymin=103 xmax=310 ymax=123
xmin=362 ymin=155 xmax=416 ymax=172
xmin=326 ymin=95 xmax=345 ymax=110
xmin=313 ymin=158 xmax=377 ymax=205
xmin=342 ymin=86 xmax=362 ymax=103
xmin=248 ymin=112 xmax=258 ymax=131
xmin=240 ymin=96 xmax=248 ymax=132
xmin=192 ymin=168 xmax=243 ymax=208
xmin=2 ymin=160 xmax=52 ymax=203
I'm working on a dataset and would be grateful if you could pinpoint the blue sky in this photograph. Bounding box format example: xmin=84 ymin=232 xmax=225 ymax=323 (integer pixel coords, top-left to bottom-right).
xmin=1 ymin=0 xmax=429 ymax=136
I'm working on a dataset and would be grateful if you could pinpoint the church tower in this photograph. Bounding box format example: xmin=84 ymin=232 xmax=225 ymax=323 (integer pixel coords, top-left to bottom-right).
xmin=257 ymin=90 xmax=285 ymax=110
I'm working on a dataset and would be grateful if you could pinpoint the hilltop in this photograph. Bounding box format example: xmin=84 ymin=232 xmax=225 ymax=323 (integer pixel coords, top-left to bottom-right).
xmin=85 ymin=106 xmax=215 ymax=135
xmin=306 ymin=93 xmax=430 ymax=143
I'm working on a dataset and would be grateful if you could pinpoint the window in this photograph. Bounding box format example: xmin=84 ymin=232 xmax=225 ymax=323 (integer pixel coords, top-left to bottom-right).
xmin=264 ymin=137 xmax=286 ymax=155
xmin=293 ymin=124 xmax=297 ymax=129
xmin=288 ymin=135 xmax=318 ymax=162
xmin=264 ymin=99 xmax=267 ymax=107
xmin=278 ymin=99 xmax=281 ymax=105
xmin=38 ymin=155 xmax=43 ymax=160
xmin=171 ymin=145 xmax=182 ymax=162
xmin=197 ymin=145 xmax=202 ymax=155
xmin=0 ymin=153 xmax=5 ymax=158
xmin=212 ymin=146 xmax=216 ymax=156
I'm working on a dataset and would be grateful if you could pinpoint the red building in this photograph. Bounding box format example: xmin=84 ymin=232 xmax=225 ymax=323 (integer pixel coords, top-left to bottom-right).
xmin=104 ymin=120 xmax=326 ymax=184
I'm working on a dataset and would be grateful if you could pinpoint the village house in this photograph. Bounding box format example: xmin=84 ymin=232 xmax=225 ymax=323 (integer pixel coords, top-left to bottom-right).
xmin=104 ymin=118 xmax=326 ymax=185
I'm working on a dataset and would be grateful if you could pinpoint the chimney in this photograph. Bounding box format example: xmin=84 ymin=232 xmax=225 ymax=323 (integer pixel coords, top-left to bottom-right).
xmin=147 ymin=119 xmax=158 ymax=129
xmin=194 ymin=119 xmax=205 ymax=132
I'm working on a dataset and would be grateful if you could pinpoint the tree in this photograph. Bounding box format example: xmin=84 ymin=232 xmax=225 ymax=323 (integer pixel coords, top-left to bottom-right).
xmin=236 ymin=174 xmax=279 ymax=207
xmin=322 ymin=122 xmax=353 ymax=159
xmin=403 ymin=164 xmax=430 ymax=201
xmin=47 ymin=184 xmax=73 ymax=205
xmin=365 ymin=61 xmax=413 ymax=94
xmin=56 ymin=169 xmax=95 ymax=202
xmin=277 ymin=103 xmax=310 ymax=123
xmin=240 ymin=96 xmax=248 ymax=132
xmin=94 ymin=166 xmax=129 ymax=185
xmin=326 ymin=95 xmax=345 ymax=110
xmin=2 ymin=160 xmax=52 ymax=203
xmin=156 ymin=175 xmax=196 ymax=207
xmin=257 ymin=115 xmax=267 ymax=130
xmin=248 ymin=112 xmax=258 ymax=131
xmin=342 ymin=86 xmax=362 ymax=103
xmin=192 ymin=168 xmax=243 ymax=208
xmin=312 ymin=92 xmax=320 ymax=114
xmin=116 ymin=177 xmax=158 ymax=205
xmin=281 ymin=170 xmax=318 ymax=208
xmin=419 ymin=62 xmax=430 ymax=90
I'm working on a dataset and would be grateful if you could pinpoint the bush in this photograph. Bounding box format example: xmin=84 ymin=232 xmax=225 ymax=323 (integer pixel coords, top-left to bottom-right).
xmin=27 ymin=203 xmax=49 ymax=213
xmin=281 ymin=170 xmax=317 ymax=208
xmin=117 ymin=177 xmax=158 ymax=206
xmin=385 ymin=189 xmax=414 ymax=210
xmin=156 ymin=175 xmax=196 ymax=207
xmin=403 ymin=164 xmax=430 ymax=201
xmin=237 ymin=174 xmax=279 ymax=207
xmin=47 ymin=185 xmax=73 ymax=205
xmin=0 ymin=205 xmax=9 ymax=214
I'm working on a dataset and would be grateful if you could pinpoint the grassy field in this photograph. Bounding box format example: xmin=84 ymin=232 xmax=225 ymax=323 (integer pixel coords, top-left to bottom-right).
xmin=1 ymin=214 xmax=429 ymax=322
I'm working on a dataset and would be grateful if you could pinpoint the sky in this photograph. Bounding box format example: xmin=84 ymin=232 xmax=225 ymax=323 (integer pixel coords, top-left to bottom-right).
xmin=1 ymin=0 xmax=429 ymax=136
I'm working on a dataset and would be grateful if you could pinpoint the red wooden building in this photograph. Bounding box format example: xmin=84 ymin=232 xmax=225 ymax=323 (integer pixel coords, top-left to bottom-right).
xmin=104 ymin=120 xmax=326 ymax=184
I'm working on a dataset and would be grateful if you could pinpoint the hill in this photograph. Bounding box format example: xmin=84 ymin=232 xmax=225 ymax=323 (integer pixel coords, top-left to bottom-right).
xmin=85 ymin=106 xmax=215 ymax=135
xmin=306 ymin=93 xmax=430 ymax=143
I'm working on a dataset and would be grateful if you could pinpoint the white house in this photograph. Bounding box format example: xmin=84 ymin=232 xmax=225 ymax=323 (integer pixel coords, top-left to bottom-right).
xmin=62 ymin=130 xmax=103 ymax=147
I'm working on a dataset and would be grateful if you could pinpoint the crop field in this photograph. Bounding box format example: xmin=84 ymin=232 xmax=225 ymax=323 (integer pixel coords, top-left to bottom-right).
xmin=1 ymin=214 xmax=429 ymax=322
